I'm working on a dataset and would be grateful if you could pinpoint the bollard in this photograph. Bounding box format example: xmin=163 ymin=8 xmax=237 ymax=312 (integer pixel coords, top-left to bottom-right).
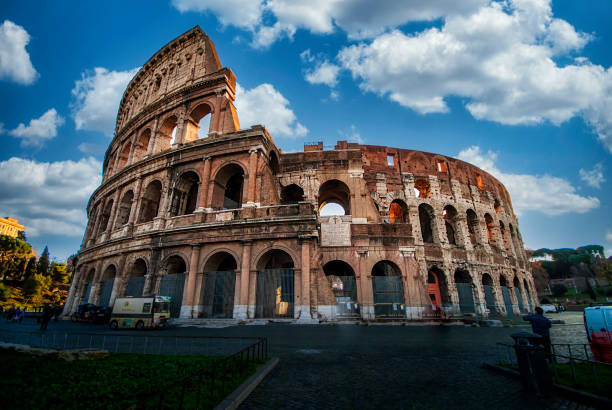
xmin=510 ymin=332 xmax=552 ymax=395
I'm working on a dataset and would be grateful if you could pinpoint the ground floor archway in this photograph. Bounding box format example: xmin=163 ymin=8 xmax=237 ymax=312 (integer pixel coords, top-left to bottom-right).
xmin=255 ymin=250 xmax=295 ymax=319
xmin=500 ymin=275 xmax=513 ymax=317
xmin=159 ymin=255 xmax=187 ymax=318
xmin=454 ymin=270 xmax=475 ymax=314
xmin=481 ymin=273 xmax=499 ymax=315
xmin=202 ymin=252 xmax=237 ymax=318
xmin=98 ymin=265 xmax=116 ymax=307
xmin=125 ymin=258 xmax=147 ymax=297
xmin=323 ymin=260 xmax=359 ymax=318
xmin=371 ymin=261 xmax=405 ymax=318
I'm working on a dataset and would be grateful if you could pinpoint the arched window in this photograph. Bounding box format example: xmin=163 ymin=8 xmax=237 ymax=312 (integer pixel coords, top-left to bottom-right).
xmin=125 ymin=258 xmax=147 ymax=297
xmin=418 ymin=203 xmax=435 ymax=243
xmin=466 ymin=209 xmax=479 ymax=245
xmin=318 ymin=179 xmax=351 ymax=216
xmin=202 ymin=252 xmax=238 ymax=318
xmin=132 ymin=129 xmax=151 ymax=162
xmin=138 ymin=181 xmax=162 ymax=222
xmin=454 ymin=269 xmax=475 ymax=313
xmin=371 ymin=261 xmax=405 ymax=318
xmin=170 ymin=171 xmax=199 ymax=216
xmin=389 ymin=200 xmax=408 ymax=223
xmin=99 ymin=199 xmax=114 ymax=234
xmin=484 ymin=213 xmax=496 ymax=246
xmin=114 ymin=190 xmax=134 ymax=228
xmin=186 ymin=103 xmax=212 ymax=142
xmin=211 ymin=164 xmax=244 ymax=210
xmin=443 ymin=205 xmax=458 ymax=245
xmin=281 ymin=184 xmax=304 ymax=204
xmin=116 ymin=144 xmax=130 ymax=172
xmin=156 ymin=116 xmax=178 ymax=153
xmin=255 ymin=249 xmax=295 ymax=318
xmin=499 ymin=221 xmax=510 ymax=251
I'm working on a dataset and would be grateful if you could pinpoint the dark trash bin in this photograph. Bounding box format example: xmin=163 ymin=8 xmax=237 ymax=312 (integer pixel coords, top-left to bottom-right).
xmin=511 ymin=332 xmax=552 ymax=395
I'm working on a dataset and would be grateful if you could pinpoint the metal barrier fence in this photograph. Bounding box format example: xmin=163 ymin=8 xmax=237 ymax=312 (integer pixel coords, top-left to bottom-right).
xmin=496 ymin=342 xmax=611 ymax=395
xmin=0 ymin=329 xmax=262 ymax=356
xmin=131 ymin=337 xmax=269 ymax=409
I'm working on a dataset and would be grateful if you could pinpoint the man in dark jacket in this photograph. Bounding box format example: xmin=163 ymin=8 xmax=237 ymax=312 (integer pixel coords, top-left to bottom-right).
xmin=40 ymin=305 xmax=54 ymax=331
xmin=523 ymin=306 xmax=552 ymax=358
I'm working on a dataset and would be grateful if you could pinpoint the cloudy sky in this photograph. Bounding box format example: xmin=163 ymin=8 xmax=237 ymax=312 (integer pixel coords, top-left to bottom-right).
xmin=1 ymin=0 xmax=611 ymax=260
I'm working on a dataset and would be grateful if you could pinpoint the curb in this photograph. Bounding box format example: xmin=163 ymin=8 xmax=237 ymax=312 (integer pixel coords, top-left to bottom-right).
xmin=483 ymin=363 xmax=612 ymax=408
xmin=214 ymin=357 xmax=279 ymax=410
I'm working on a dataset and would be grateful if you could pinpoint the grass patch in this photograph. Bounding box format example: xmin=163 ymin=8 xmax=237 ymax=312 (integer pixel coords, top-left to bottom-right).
xmin=498 ymin=362 xmax=612 ymax=397
xmin=0 ymin=349 xmax=262 ymax=409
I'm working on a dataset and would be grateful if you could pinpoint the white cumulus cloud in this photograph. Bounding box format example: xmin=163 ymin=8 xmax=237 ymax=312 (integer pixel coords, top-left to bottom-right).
xmin=579 ymin=163 xmax=605 ymax=189
xmin=235 ymin=83 xmax=308 ymax=138
xmin=337 ymin=1 xmax=612 ymax=152
xmin=457 ymin=146 xmax=600 ymax=216
xmin=172 ymin=0 xmax=264 ymax=29
xmin=71 ymin=67 xmax=139 ymax=136
xmin=7 ymin=109 xmax=64 ymax=148
xmin=0 ymin=157 xmax=102 ymax=238
xmin=0 ymin=20 xmax=38 ymax=85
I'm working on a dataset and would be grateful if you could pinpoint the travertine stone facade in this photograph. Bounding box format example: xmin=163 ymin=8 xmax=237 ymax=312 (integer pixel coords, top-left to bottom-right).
xmin=66 ymin=27 xmax=537 ymax=322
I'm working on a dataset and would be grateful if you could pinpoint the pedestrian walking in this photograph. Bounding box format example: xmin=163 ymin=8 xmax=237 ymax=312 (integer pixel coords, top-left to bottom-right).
xmin=14 ymin=307 xmax=24 ymax=324
xmin=523 ymin=306 xmax=552 ymax=358
xmin=40 ymin=305 xmax=53 ymax=331
xmin=6 ymin=306 xmax=15 ymax=321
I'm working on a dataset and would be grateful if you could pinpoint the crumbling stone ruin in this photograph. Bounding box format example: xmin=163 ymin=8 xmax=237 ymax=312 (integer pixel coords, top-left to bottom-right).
xmin=65 ymin=27 xmax=537 ymax=322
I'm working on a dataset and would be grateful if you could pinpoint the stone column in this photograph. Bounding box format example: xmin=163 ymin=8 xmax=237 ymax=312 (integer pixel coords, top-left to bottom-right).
xmin=357 ymin=250 xmax=374 ymax=320
xmin=106 ymin=191 xmax=121 ymax=235
xmin=296 ymin=240 xmax=314 ymax=322
xmin=195 ymin=157 xmax=212 ymax=212
xmin=180 ymin=245 xmax=201 ymax=318
xmin=108 ymin=255 xmax=127 ymax=308
xmin=247 ymin=148 xmax=259 ymax=205
xmin=234 ymin=241 xmax=251 ymax=319
xmin=211 ymin=92 xmax=223 ymax=134
xmin=128 ymin=178 xmax=142 ymax=228
xmin=472 ymin=273 xmax=488 ymax=316
xmin=88 ymin=260 xmax=104 ymax=304
xmin=63 ymin=267 xmax=81 ymax=315
xmin=147 ymin=117 xmax=160 ymax=155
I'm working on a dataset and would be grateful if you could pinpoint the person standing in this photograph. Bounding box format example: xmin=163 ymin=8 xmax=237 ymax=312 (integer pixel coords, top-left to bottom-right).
xmin=40 ymin=305 xmax=53 ymax=331
xmin=523 ymin=306 xmax=552 ymax=358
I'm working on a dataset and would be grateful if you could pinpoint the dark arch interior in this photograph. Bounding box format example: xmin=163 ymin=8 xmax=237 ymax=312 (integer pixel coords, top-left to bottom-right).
xmin=139 ymin=180 xmax=162 ymax=223
xmin=115 ymin=190 xmax=134 ymax=228
xmin=482 ymin=273 xmax=493 ymax=286
xmin=170 ymin=171 xmax=200 ymax=216
xmin=389 ymin=200 xmax=408 ymax=223
xmin=500 ymin=275 xmax=508 ymax=287
xmin=132 ymin=259 xmax=147 ymax=277
xmin=166 ymin=255 xmax=187 ymax=274
xmin=454 ymin=270 xmax=472 ymax=283
xmin=204 ymin=252 xmax=238 ymax=272
xmin=419 ymin=203 xmax=435 ymax=243
xmin=257 ymin=250 xmax=294 ymax=270
xmin=371 ymin=261 xmax=401 ymax=276
xmin=281 ymin=184 xmax=304 ymax=204
xmin=323 ymin=260 xmax=355 ymax=276
xmin=212 ymin=164 xmax=244 ymax=210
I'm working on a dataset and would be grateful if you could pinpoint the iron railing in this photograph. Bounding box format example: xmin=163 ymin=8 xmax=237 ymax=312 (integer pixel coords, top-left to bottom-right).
xmin=496 ymin=342 xmax=611 ymax=395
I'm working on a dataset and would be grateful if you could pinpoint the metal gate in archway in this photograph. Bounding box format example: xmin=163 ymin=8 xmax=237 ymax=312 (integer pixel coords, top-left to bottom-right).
xmin=501 ymin=286 xmax=513 ymax=317
xmin=482 ymin=285 xmax=499 ymax=315
xmin=515 ymin=287 xmax=525 ymax=313
xmin=255 ymin=269 xmax=294 ymax=319
xmin=202 ymin=271 xmax=236 ymax=318
xmin=99 ymin=279 xmax=114 ymax=307
xmin=456 ymin=283 xmax=476 ymax=313
xmin=159 ymin=273 xmax=186 ymax=318
xmin=84 ymin=282 xmax=92 ymax=303
xmin=372 ymin=276 xmax=405 ymax=318
xmin=125 ymin=276 xmax=145 ymax=297
xmin=328 ymin=275 xmax=360 ymax=318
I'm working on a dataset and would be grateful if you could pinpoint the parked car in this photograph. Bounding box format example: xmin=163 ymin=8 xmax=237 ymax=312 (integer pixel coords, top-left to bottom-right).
xmin=540 ymin=304 xmax=558 ymax=313
xmin=71 ymin=303 xmax=110 ymax=324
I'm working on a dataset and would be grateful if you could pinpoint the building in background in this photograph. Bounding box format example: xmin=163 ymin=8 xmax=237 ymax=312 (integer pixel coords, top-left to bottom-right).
xmin=0 ymin=217 xmax=24 ymax=238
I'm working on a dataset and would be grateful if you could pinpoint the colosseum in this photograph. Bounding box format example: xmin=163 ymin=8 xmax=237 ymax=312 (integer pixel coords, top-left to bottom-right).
xmin=65 ymin=27 xmax=537 ymax=323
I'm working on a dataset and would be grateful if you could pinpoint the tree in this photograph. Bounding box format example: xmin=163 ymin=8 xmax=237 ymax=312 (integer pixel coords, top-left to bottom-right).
xmin=551 ymin=284 xmax=568 ymax=297
xmin=0 ymin=234 xmax=32 ymax=280
xmin=37 ymin=246 xmax=50 ymax=276
xmin=51 ymin=262 xmax=69 ymax=283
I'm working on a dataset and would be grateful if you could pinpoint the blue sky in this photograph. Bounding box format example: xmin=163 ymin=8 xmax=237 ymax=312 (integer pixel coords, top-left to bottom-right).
xmin=0 ymin=0 xmax=610 ymax=261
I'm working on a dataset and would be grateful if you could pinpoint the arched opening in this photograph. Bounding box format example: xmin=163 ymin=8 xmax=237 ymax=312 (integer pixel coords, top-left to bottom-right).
xmin=85 ymin=204 xmax=99 ymax=242
xmin=427 ymin=267 xmax=450 ymax=312
xmin=99 ymin=199 xmax=114 ymax=235
xmin=255 ymin=250 xmax=294 ymax=318
xmin=371 ymin=261 xmax=405 ymax=318
xmin=159 ymin=255 xmax=187 ymax=318
xmin=125 ymin=259 xmax=147 ymax=297
xmin=481 ymin=273 xmax=498 ymax=314
xmin=418 ymin=203 xmax=435 ymax=243
xmin=202 ymin=252 xmax=237 ymax=318
xmin=523 ymin=278 xmax=532 ymax=312
xmin=414 ymin=178 xmax=431 ymax=198
xmin=82 ymin=268 xmax=95 ymax=304
xmin=499 ymin=221 xmax=510 ymax=251
xmin=211 ymin=164 xmax=244 ymax=210
xmin=466 ymin=209 xmax=479 ymax=245
xmin=156 ymin=116 xmax=178 ymax=153
xmin=133 ymin=129 xmax=151 ymax=162
xmin=443 ymin=205 xmax=458 ymax=245
xmin=500 ymin=275 xmax=513 ymax=317
xmin=281 ymin=184 xmax=304 ymax=204
xmin=494 ymin=199 xmax=502 ymax=215
xmin=323 ymin=260 xmax=359 ymax=318
xmin=186 ymin=103 xmax=212 ymax=142
xmin=389 ymin=200 xmax=408 ymax=223
xmin=484 ymin=213 xmax=496 ymax=247
xmin=513 ymin=276 xmax=525 ymax=313
xmin=170 ymin=171 xmax=200 ymax=217
xmin=509 ymin=224 xmax=519 ymax=253
xmin=116 ymin=144 xmax=130 ymax=172
xmin=454 ymin=270 xmax=475 ymax=314
xmin=114 ymin=190 xmax=134 ymax=229
xmin=98 ymin=265 xmax=116 ymax=307
xmin=318 ymin=179 xmax=351 ymax=216
xmin=138 ymin=181 xmax=162 ymax=223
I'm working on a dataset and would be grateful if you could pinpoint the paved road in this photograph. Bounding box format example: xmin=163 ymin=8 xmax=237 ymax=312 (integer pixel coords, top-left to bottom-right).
xmin=0 ymin=318 xmax=593 ymax=409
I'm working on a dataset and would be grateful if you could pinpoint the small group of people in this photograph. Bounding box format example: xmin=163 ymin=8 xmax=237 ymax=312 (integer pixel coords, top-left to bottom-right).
xmin=1 ymin=304 xmax=64 ymax=330
xmin=3 ymin=306 xmax=25 ymax=323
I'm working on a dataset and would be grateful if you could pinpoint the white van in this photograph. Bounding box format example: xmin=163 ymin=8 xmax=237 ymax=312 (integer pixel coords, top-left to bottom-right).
xmin=584 ymin=305 xmax=612 ymax=363
xmin=109 ymin=296 xmax=171 ymax=329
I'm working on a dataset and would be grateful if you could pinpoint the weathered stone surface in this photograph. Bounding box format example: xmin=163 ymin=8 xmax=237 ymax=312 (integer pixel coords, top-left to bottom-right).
xmin=0 ymin=343 xmax=108 ymax=361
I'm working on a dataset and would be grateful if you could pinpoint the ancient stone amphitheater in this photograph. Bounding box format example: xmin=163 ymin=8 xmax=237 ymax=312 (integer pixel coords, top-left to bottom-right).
xmin=65 ymin=27 xmax=537 ymax=322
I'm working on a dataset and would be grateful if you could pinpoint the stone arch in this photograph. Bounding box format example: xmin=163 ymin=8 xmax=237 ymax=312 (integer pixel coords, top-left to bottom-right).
xmin=389 ymin=199 xmax=408 ymax=223
xmin=481 ymin=273 xmax=499 ymax=314
xmin=371 ymin=260 xmax=405 ymax=318
xmin=499 ymin=273 xmax=513 ymax=316
xmin=414 ymin=178 xmax=431 ymax=199
xmin=454 ymin=269 xmax=475 ymax=313
xmin=97 ymin=263 xmax=118 ymax=307
xmin=494 ymin=199 xmax=502 ymax=215
xmin=322 ymin=260 xmax=359 ymax=318
xmin=318 ymin=179 xmax=351 ymax=216
xmin=124 ymin=257 xmax=148 ymax=297
xmin=484 ymin=213 xmax=497 ymax=247
xmin=201 ymin=250 xmax=238 ymax=318
xmin=98 ymin=198 xmax=114 ymax=235
xmin=155 ymin=114 xmax=179 ymax=153
xmin=427 ymin=266 xmax=450 ymax=311
xmin=132 ymin=128 xmax=151 ymax=162
xmin=418 ymin=203 xmax=436 ymax=243
xmin=138 ymin=180 xmax=163 ymax=223
xmin=513 ymin=275 xmax=525 ymax=313
xmin=443 ymin=205 xmax=458 ymax=245
xmin=466 ymin=209 xmax=479 ymax=245
xmin=170 ymin=170 xmax=200 ymax=216
xmin=115 ymin=143 xmax=131 ymax=172
xmin=523 ymin=278 xmax=533 ymax=311
xmin=185 ymin=102 xmax=213 ymax=142
xmin=499 ymin=220 xmax=510 ymax=251
xmin=158 ymin=253 xmax=188 ymax=317
xmin=281 ymin=184 xmax=304 ymax=204
xmin=81 ymin=267 xmax=96 ymax=304
xmin=114 ymin=190 xmax=134 ymax=229
xmin=211 ymin=162 xmax=245 ymax=210
xmin=255 ymin=249 xmax=295 ymax=318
